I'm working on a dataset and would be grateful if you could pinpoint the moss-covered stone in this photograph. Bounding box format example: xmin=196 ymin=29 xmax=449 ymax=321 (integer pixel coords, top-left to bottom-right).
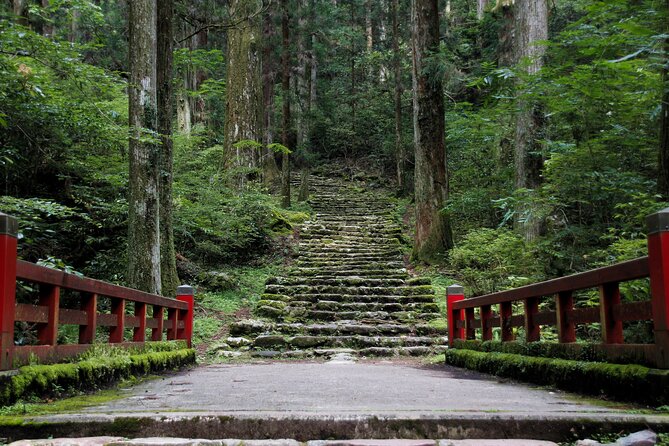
xmin=444 ymin=349 xmax=669 ymax=405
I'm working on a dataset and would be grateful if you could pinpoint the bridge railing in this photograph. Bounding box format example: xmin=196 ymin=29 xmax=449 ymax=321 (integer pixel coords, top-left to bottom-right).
xmin=0 ymin=212 xmax=194 ymax=371
xmin=447 ymin=207 xmax=669 ymax=369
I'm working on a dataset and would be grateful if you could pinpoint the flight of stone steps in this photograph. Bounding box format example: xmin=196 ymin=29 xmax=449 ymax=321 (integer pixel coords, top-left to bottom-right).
xmin=219 ymin=175 xmax=448 ymax=359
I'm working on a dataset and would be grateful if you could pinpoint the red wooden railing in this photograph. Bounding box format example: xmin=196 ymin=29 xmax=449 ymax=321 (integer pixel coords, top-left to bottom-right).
xmin=0 ymin=212 xmax=194 ymax=370
xmin=447 ymin=207 xmax=669 ymax=369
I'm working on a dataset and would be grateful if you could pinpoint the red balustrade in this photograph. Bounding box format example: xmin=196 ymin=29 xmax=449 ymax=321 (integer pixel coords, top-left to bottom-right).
xmin=446 ymin=207 xmax=669 ymax=369
xmin=0 ymin=212 xmax=195 ymax=370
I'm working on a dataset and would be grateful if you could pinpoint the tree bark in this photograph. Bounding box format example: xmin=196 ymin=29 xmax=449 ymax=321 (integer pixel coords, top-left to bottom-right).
xmin=41 ymin=0 xmax=54 ymax=37
xmin=281 ymin=0 xmax=291 ymax=208
xmin=392 ymin=0 xmax=407 ymax=194
xmin=224 ymin=0 xmax=263 ymax=189
xmin=496 ymin=4 xmax=515 ymax=67
xmin=128 ymin=0 xmax=161 ymax=294
xmin=69 ymin=8 xmax=79 ymax=43
xmin=411 ymin=0 xmax=454 ymax=262
xmin=296 ymin=0 xmax=310 ymax=149
xmin=659 ymin=1 xmax=669 ymax=199
xmin=513 ymin=0 xmax=548 ymax=242
xmin=366 ymin=0 xmax=373 ymax=52
xmin=157 ymin=0 xmax=179 ymax=296
xmin=13 ymin=0 xmax=28 ymax=26
xmin=262 ymin=7 xmax=281 ymax=190
xmin=477 ymin=0 xmax=490 ymax=20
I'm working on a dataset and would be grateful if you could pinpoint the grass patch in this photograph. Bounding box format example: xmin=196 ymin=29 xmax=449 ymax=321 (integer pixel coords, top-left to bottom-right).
xmin=445 ymin=348 xmax=669 ymax=406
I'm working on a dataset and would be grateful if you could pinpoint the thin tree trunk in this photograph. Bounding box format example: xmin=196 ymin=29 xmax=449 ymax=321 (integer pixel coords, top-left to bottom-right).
xmin=42 ymin=0 xmax=54 ymax=37
xmin=157 ymin=0 xmax=179 ymax=296
xmin=262 ymin=7 xmax=281 ymax=190
xmin=281 ymin=0 xmax=291 ymax=208
xmin=296 ymin=0 xmax=310 ymax=149
xmin=69 ymin=8 xmax=79 ymax=43
xmin=477 ymin=0 xmax=490 ymax=20
xmin=224 ymin=0 xmax=263 ymax=189
xmin=513 ymin=0 xmax=548 ymax=242
xmin=392 ymin=0 xmax=406 ymax=193
xmin=411 ymin=0 xmax=454 ymax=262
xmin=497 ymin=4 xmax=515 ymax=67
xmin=659 ymin=1 xmax=669 ymax=198
xmin=366 ymin=0 xmax=373 ymax=52
xmin=128 ymin=0 xmax=161 ymax=294
xmin=310 ymin=33 xmax=318 ymax=112
xmin=13 ymin=0 xmax=28 ymax=25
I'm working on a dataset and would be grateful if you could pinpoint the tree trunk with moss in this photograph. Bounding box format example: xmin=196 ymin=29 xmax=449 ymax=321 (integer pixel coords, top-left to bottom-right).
xmin=411 ymin=0 xmax=454 ymax=263
xmin=13 ymin=0 xmax=28 ymax=25
xmin=157 ymin=0 xmax=179 ymax=296
xmin=392 ymin=0 xmax=407 ymax=194
xmin=513 ymin=0 xmax=547 ymax=242
xmin=223 ymin=0 xmax=263 ymax=189
xmin=281 ymin=0 xmax=291 ymax=208
xmin=128 ymin=0 xmax=161 ymax=294
xmin=659 ymin=0 xmax=669 ymax=199
xmin=262 ymin=7 xmax=281 ymax=190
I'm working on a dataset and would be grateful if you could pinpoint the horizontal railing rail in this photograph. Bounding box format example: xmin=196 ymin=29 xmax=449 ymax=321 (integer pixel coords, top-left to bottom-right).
xmin=447 ymin=207 xmax=669 ymax=369
xmin=0 ymin=212 xmax=194 ymax=370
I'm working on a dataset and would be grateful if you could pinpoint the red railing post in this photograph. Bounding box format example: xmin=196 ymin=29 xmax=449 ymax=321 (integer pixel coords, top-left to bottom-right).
xmin=0 ymin=213 xmax=18 ymax=370
xmin=447 ymin=285 xmax=465 ymax=347
xmin=133 ymin=302 xmax=147 ymax=342
xmin=79 ymin=292 xmax=97 ymax=344
xmin=647 ymin=207 xmax=669 ymax=368
xmin=176 ymin=285 xmax=195 ymax=348
xmin=599 ymin=282 xmax=623 ymax=344
xmin=152 ymin=305 xmax=164 ymax=341
xmin=500 ymin=301 xmax=514 ymax=342
xmin=556 ymin=290 xmax=576 ymax=343
xmin=167 ymin=306 xmax=178 ymax=340
xmin=110 ymin=298 xmax=125 ymax=343
xmin=37 ymin=284 xmax=60 ymax=346
xmin=524 ymin=297 xmax=540 ymax=342
xmin=480 ymin=305 xmax=493 ymax=341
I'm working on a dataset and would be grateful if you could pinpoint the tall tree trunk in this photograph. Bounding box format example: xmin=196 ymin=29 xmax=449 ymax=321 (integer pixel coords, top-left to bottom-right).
xmin=69 ymin=8 xmax=79 ymax=43
xmin=262 ymin=7 xmax=281 ymax=190
xmin=296 ymin=0 xmax=310 ymax=149
xmin=128 ymin=0 xmax=161 ymax=294
xmin=411 ymin=0 xmax=454 ymax=262
xmin=281 ymin=0 xmax=291 ymax=208
xmin=392 ymin=0 xmax=406 ymax=193
xmin=659 ymin=1 xmax=669 ymax=199
xmin=157 ymin=0 xmax=179 ymax=296
xmin=365 ymin=0 xmax=373 ymax=52
xmin=13 ymin=0 xmax=28 ymax=26
xmin=224 ymin=0 xmax=263 ymax=189
xmin=309 ymin=33 xmax=318 ymax=113
xmin=496 ymin=4 xmax=515 ymax=67
xmin=41 ymin=0 xmax=54 ymax=37
xmin=513 ymin=0 xmax=548 ymax=242
xmin=477 ymin=0 xmax=490 ymax=20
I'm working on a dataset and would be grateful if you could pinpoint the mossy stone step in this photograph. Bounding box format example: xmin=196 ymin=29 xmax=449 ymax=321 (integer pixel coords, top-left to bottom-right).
xmin=250 ymin=334 xmax=447 ymax=349
xmin=230 ymin=319 xmax=445 ymax=337
xmin=266 ymin=277 xmax=408 ymax=287
xmin=271 ymin=293 xmax=438 ymax=304
xmin=264 ymin=284 xmax=435 ymax=296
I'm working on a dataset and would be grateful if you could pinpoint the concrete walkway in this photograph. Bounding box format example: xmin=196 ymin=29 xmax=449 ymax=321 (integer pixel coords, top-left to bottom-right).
xmin=7 ymin=360 xmax=669 ymax=442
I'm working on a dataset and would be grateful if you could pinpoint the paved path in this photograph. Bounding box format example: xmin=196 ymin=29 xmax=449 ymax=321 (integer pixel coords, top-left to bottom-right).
xmin=11 ymin=360 xmax=667 ymax=443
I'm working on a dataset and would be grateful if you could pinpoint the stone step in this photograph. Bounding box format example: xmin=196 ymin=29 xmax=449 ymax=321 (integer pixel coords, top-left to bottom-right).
xmin=294 ymin=260 xmax=406 ymax=269
xmin=264 ymin=284 xmax=435 ymax=296
xmin=230 ymin=319 xmax=448 ymax=337
xmin=282 ymin=293 xmax=439 ymax=303
xmin=250 ymin=334 xmax=449 ymax=350
xmin=266 ymin=277 xmax=408 ymax=287
xmin=259 ymin=306 xmax=440 ymax=323
xmin=298 ymin=247 xmax=402 ymax=256
xmin=287 ymin=269 xmax=409 ymax=278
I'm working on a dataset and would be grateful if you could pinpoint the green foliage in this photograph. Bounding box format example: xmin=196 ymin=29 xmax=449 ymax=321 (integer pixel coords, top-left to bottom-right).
xmin=448 ymin=228 xmax=542 ymax=295
xmin=445 ymin=348 xmax=669 ymax=405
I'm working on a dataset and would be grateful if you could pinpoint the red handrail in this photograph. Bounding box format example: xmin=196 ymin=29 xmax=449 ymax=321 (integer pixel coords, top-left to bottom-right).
xmin=0 ymin=212 xmax=195 ymax=370
xmin=446 ymin=207 xmax=669 ymax=369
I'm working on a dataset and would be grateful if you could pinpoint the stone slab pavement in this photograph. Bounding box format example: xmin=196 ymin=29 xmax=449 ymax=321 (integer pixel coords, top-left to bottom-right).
xmin=8 ymin=360 xmax=669 ymax=443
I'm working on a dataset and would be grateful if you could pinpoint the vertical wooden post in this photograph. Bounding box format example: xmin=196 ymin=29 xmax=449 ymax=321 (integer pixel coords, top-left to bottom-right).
xmin=647 ymin=207 xmax=669 ymax=368
xmin=151 ymin=305 xmax=164 ymax=341
xmin=599 ymin=282 xmax=623 ymax=344
xmin=500 ymin=301 xmax=514 ymax=342
xmin=37 ymin=285 xmax=60 ymax=345
xmin=465 ymin=307 xmax=476 ymax=340
xmin=167 ymin=306 xmax=178 ymax=340
xmin=79 ymin=292 xmax=97 ymax=344
xmin=176 ymin=285 xmax=195 ymax=348
xmin=110 ymin=298 xmax=125 ymax=343
xmin=556 ymin=290 xmax=576 ymax=343
xmin=447 ymin=285 xmax=465 ymax=347
xmin=133 ymin=302 xmax=147 ymax=342
xmin=0 ymin=213 xmax=18 ymax=370
xmin=480 ymin=305 xmax=493 ymax=341
xmin=524 ymin=297 xmax=540 ymax=342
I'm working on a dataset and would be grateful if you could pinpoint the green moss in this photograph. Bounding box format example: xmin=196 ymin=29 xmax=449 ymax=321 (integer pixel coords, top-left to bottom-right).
xmin=444 ymin=349 xmax=669 ymax=405
xmin=0 ymin=348 xmax=196 ymax=407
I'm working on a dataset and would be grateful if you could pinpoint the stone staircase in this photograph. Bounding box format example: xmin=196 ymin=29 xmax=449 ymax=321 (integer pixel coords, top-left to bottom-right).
xmin=220 ymin=175 xmax=448 ymax=359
